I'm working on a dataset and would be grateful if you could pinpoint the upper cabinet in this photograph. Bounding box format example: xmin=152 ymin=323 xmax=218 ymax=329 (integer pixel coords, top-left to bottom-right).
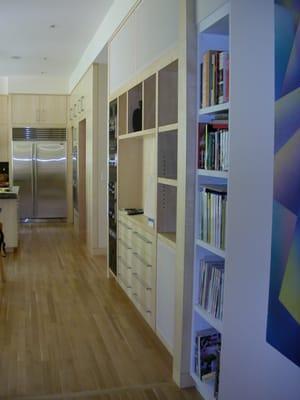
xmin=11 ymin=94 xmax=67 ymax=126
xmin=39 ymin=95 xmax=67 ymax=125
xmin=11 ymin=95 xmax=39 ymax=126
xmin=0 ymin=96 xmax=8 ymax=124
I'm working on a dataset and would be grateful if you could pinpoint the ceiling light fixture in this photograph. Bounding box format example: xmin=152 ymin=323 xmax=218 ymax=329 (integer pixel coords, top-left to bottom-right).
xmin=43 ymin=57 xmax=48 ymax=61
xmin=49 ymin=24 xmax=56 ymax=29
xmin=41 ymin=71 xmax=46 ymax=75
xmin=11 ymin=56 xmax=21 ymax=60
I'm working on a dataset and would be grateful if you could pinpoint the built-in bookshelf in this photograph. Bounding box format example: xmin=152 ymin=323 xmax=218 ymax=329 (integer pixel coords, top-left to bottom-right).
xmin=107 ymin=54 xmax=179 ymax=350
xmin=191 ymin=4 xmax=230 ymax=400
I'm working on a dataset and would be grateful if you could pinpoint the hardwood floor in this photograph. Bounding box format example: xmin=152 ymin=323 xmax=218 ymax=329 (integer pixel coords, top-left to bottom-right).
xmin=0 ymin=223 xmax=201 ymax=400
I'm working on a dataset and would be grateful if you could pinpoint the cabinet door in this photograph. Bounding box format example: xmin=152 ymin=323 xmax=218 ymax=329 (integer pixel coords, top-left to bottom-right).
xmin=156 ymin=238 xmax=176 ymax=353
xmin=39 ymin=95 xmax=67 ymax=125
xmin=0 ymin=96 xmax=8 ymax=124
xmin=11 ymin=95 xmax=39 ymax=125
xmin=0 ymin=125 xmax=9 ymax=161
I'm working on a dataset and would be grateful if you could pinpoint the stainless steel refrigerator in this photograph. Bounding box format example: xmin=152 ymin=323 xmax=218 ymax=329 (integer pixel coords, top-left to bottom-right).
xmin=12 ymin=128 xmax=67 ymax=220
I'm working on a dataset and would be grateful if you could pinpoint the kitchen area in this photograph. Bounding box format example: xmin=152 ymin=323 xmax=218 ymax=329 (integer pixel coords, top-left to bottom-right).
xmin=0 ymin=94 xmax=70 ymax=252
xmin=0 ymin=67 xmax=107 ymax=257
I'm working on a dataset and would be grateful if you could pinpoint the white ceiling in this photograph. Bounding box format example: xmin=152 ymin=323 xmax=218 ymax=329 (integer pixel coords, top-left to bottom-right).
xmin=0 ymin=0 xmax=112 ymax=77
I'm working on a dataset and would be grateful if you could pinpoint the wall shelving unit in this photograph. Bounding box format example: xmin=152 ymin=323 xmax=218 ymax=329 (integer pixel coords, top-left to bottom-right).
xmin=190 ymin=3 xmax=230 ymax=400
xmin=107 ymin=54 xmax=179 ymax=348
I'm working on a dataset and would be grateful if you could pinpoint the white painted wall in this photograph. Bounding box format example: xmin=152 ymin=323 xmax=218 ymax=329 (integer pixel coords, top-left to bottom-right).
xmin=109 ymin=0 xmax=179 ymax=94
xmin=7 ymin=76 xmax=68 ymax=94
xmin=219 ymin=1 xmax=300 ymax=399
xmin=69 ymin=0 xmax=139 ymax=92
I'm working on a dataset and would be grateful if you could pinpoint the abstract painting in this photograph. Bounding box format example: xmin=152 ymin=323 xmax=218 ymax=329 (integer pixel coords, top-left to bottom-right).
xmin=267 ymin=0 xmax=300 ymax=367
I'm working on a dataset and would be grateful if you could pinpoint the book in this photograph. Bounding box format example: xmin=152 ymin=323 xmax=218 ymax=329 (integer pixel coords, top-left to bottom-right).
xmin=195 ymin=329 xmax=221 ymax=381
xmin=199 ymin=258 xmax=225 ymax=319
xmin=199 ymin=186 xmax=227 ymax=249
xmin=201 ymin=50 xmax=229 ymax=108
xmin=198 ymin=123 xmax=230 ymax=172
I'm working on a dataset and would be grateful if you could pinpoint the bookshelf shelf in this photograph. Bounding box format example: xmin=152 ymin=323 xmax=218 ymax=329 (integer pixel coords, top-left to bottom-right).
xmin=194 ymin=304 xmax=223 ymax=334
xmin=158 ymin=232 xmax=176 ymax=248
xmin=191 ymin=372 xmax=215 ymax=400
xmin=196 ymin=239 xmax=225 ymax=258
xmin=157 ymin=177 xmax=177 ymax=187
xmin=158 ymin=123 xmax=178 ymax=133
xmin=197 ymin=169 xmax=228 ymax=179
xmin=199 ymin=102 xmax=229 ymax=115
xmin=118 ymin=128 xmax=156 ymax=140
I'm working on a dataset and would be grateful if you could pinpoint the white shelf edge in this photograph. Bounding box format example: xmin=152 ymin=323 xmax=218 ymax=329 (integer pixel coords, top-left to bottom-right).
xmin=118 ymin=128 xmax=156 ymax=140
xmin=158 ymin=123 xmax=178 ymax=133
xmin=191 ymin=371 xmax=216 ymax=400
xmin=199 ymin=102 xmax=229 ymax=115
xmin=158 ymin=177 xmax=177 ymax=187
xmin=157 ymin=232 xmax=176 ymax=249
xmin=194 ymin=304 xmax=223 ymax=334
xmin=196 ymin=239 xmax=225 ymax=258
xmin=198 ymin=2 xmax=230 ymax=34
xmin=197 ymin=169 xmax=228 ymax=179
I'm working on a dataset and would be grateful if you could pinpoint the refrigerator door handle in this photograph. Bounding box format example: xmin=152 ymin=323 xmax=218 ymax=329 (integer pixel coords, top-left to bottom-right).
xmin=33 ymin=144 xmax=37 ymax=218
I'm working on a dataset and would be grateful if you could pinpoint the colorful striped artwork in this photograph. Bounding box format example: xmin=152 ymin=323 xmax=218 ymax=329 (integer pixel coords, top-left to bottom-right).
xmin=267 ymin=0 xmax=300 ymax=367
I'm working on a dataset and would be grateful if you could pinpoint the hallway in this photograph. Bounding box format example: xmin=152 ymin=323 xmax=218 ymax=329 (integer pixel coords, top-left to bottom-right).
xmin=0 ymin=223 xmax=201 ymax=400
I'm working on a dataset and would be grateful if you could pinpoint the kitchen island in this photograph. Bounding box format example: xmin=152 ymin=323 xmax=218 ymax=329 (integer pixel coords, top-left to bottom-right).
xmin=0 ymin=186 xmax=19 ymax=250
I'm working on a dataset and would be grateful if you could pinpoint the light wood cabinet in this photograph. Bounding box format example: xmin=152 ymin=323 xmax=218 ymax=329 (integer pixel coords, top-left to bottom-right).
xmin=0 ymin=125 xmax=9 ymax=161
xmin=0 ymin=96 xmax=8 ymax=124
xmin=11 ymin=95 xmax=39 ymax=126
xmin=39 ymin=95 xmax=67 ymax=125
xmin=11 ymin=94 xmax=67 ymax=126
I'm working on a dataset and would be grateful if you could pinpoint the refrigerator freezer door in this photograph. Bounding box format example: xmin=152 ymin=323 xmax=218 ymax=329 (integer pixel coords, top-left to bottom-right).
xmin=13 ymin=142 xmax=34 ymax=219
xmin=35 ymin=142 xmax=67 ymax=218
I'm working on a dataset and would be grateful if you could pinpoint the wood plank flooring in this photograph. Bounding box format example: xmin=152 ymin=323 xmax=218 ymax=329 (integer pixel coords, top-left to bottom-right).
xmin=0 ymin=223 xmax=201 ymax=400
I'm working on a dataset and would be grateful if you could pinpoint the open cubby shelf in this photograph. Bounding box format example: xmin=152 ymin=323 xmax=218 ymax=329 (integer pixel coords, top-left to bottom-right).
xmin=118 ymin=92 xmax=127 ymax=135
xmin=158 ymin=60 xmax=178 ymax=127
xmin=144 ymin=74 xmax=156 ymax=130
xmin=118 ymin=128 xmax=155 ymax=141
xmin=157 ymin=183 xmax=177 ymax=235
xmin=128 ymin=83 xmax=143 ymax=133
xmin=158 ymin=130 xmax=177 ymax=180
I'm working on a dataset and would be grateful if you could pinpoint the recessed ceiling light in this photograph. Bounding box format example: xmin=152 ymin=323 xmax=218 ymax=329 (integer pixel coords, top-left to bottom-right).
xmin=11 ymin=56 xmax=21 ymax=60
xmin=43 ymin=57 xmax=48 ymax=61
xmin=49 ymin=24 xmax=56 ymax=29
xmin=41 ymin=71 xmax=47 ymax=75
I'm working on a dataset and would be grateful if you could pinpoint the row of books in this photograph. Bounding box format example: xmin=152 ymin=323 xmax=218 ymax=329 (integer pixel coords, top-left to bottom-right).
xmin=194 ymin=329 xmax=221 ymax=397
xmin=199 ymin=259 xmax=224 ymax=320
xmin=201 ymin=50 xmax=229 ymax=108
xmin=199 ymin=185 xmax=227 ymax=250
xmin=198 ymin=124 xmax=230 ymax=171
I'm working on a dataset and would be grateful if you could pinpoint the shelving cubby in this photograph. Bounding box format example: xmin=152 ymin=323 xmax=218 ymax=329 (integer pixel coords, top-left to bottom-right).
xmin=118 ymin=92 xmax=127 ymax=136
xmin=128 ymin=83 xmax=143 ymax=134
xmin=191 ymin=4 xmax=230 ymax=400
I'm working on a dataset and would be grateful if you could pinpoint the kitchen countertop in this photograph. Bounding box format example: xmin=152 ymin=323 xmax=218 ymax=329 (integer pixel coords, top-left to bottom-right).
xmin=0 ymin=186 xmax=20 ymax=199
